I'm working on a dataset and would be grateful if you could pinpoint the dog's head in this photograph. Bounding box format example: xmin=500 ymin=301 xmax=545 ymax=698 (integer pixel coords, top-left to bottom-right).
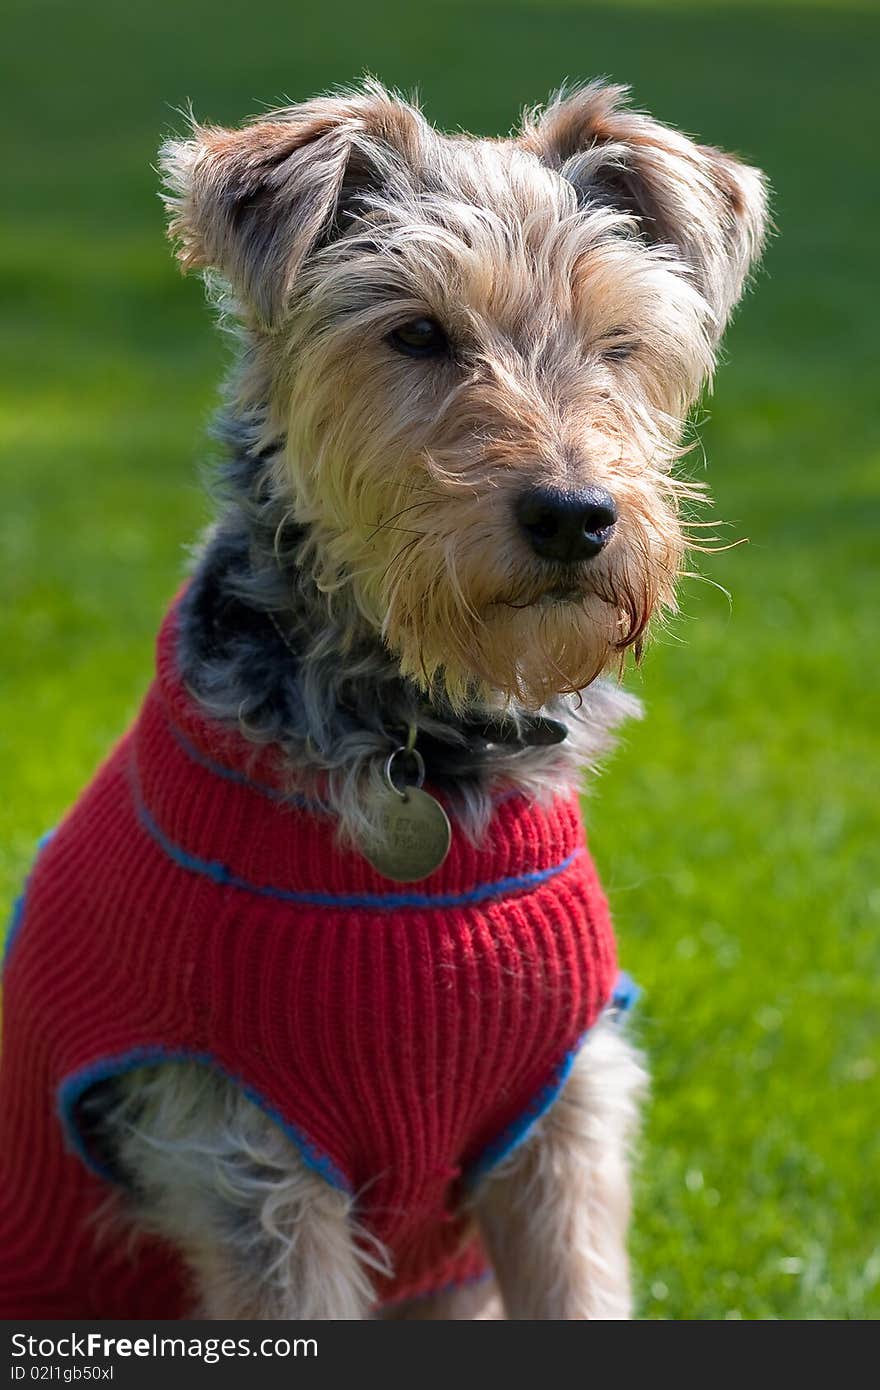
xmin=162 ymin=80 xmax=767 ymax=709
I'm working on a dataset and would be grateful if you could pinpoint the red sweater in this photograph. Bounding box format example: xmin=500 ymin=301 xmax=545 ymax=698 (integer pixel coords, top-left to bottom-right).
xmin=0 ymin=600 xmax=619 ymax=1317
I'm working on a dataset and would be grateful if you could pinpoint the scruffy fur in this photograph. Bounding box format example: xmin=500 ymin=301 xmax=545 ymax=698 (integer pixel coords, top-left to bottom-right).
xmin=83 ymin=79 xmax=767 ymax=1318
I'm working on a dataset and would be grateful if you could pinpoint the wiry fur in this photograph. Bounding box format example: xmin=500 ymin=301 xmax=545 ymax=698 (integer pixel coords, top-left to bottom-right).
xmin=80 ymin=79 xmax=767 ymax=1319
xmin=162 ymin=78 xmax=766 ymax=719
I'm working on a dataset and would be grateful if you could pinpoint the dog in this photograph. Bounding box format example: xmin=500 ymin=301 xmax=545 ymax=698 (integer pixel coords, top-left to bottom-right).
xmin=0 ymin=80 xmax=766 ymax=1319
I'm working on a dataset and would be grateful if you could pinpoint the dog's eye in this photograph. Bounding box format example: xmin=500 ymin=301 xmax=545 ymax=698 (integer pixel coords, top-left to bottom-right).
xmin=387 ymin=317 xmax=449 ymax=358
xmin=598 ymin=332 xmax=639 ymax=363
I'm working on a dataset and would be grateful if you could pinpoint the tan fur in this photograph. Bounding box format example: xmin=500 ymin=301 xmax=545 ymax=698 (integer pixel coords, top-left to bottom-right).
xmin=161 ymin=79 xmax=767 ymax=711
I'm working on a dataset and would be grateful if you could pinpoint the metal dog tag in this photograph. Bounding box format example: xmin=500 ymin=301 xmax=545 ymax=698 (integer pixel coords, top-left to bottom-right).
xmin=359 ymin=748 xmax=451 ymax=883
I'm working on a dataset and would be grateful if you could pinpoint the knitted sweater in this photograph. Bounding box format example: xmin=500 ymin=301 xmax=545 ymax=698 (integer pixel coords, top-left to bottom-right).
xmin=0 ymin=599 xmax=620 ymax=1317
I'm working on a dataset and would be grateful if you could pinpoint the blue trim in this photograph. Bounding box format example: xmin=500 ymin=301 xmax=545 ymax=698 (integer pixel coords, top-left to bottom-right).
xmin=2 ymin=829 xmax=56 ymax=971
xmin=166 ymin=719 xmax=318 ymax=812
xmin=466 ymin=1048 xmax=579 ymax=1186
xmin=57 ymin=1047 xmax=351 ymax=1192
xmin=134 ymin=779 xmax=582 ymax=911
xmin=3 ymin=895 xmax=27 ymax=970
xmin=611 ymin=969 xmax=640 ymax=1016
xmin=465 ymin=969 xmax=641 ymax=1186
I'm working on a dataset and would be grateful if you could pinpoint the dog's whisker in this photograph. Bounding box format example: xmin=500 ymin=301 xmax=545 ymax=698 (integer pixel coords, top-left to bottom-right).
xmin=365 ymin=494 xmax=448 ymax=542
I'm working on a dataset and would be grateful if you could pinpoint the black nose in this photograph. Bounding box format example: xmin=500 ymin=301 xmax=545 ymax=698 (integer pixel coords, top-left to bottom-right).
xmin=515 ymin=486 xmax=618 ymax=563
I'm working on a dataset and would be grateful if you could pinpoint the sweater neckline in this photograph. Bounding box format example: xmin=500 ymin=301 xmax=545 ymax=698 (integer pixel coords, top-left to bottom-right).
xmin=155 ymin=594 xmax=311 ymax=799
xmin=134 ymin=595 xmax=586 ymax=898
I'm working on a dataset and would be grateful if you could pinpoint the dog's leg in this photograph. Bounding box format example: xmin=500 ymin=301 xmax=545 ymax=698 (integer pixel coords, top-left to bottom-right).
xmin=85 ymin=1063 xmax=382 ymax=1319
xmin=472 ymin=1017 xmax=646 ymax=1320
xmin=190 ymin=1177 xmax=376 ymax=1321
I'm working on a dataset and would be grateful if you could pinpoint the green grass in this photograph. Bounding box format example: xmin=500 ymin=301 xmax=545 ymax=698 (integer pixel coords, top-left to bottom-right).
xmin=2 ymin=0 xmax=878 ymax=1320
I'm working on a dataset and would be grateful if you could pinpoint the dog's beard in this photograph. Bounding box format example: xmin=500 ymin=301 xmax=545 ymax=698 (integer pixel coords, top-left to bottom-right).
xmin=380 ymin=542 xmax=672 ymax=711
xmin=468 ymin=595 xmax=633 ymax=707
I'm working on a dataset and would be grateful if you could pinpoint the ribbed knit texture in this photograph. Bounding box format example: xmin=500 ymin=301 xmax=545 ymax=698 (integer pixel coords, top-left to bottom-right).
xmin=0 ymin=599 xmax=618 ymax=1317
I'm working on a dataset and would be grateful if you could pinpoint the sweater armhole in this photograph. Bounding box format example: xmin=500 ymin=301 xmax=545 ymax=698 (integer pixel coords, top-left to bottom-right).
xmin=463 ymin=970 xmax=639 ymax=1188
xmin=56 ymin=1049 xmax=353 ymax=1193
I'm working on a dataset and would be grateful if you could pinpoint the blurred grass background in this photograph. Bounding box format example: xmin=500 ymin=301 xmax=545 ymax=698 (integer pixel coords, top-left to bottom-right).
xmin=2 ymin=0 xmax=878 ymax=1319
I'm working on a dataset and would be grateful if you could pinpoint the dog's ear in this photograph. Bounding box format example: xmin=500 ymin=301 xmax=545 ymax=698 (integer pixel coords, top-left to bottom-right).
xmin=160 ymin=83 xmax=425 ymax=327
xmin=519 ymin=83 xmax=768 ymax=337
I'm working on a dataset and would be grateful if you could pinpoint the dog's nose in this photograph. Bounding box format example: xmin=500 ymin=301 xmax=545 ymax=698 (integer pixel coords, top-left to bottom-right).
xmin=515 ymin=486 xmax=618 ymax=563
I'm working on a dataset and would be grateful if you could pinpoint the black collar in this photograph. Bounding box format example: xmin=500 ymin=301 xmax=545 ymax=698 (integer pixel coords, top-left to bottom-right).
xmin=455 ymin=712 xmax=568 ymax=750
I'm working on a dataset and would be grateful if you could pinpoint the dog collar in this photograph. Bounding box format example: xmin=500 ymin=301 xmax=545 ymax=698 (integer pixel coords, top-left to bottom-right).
xmin=452 ymin=713 xmax=569 ymax=750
